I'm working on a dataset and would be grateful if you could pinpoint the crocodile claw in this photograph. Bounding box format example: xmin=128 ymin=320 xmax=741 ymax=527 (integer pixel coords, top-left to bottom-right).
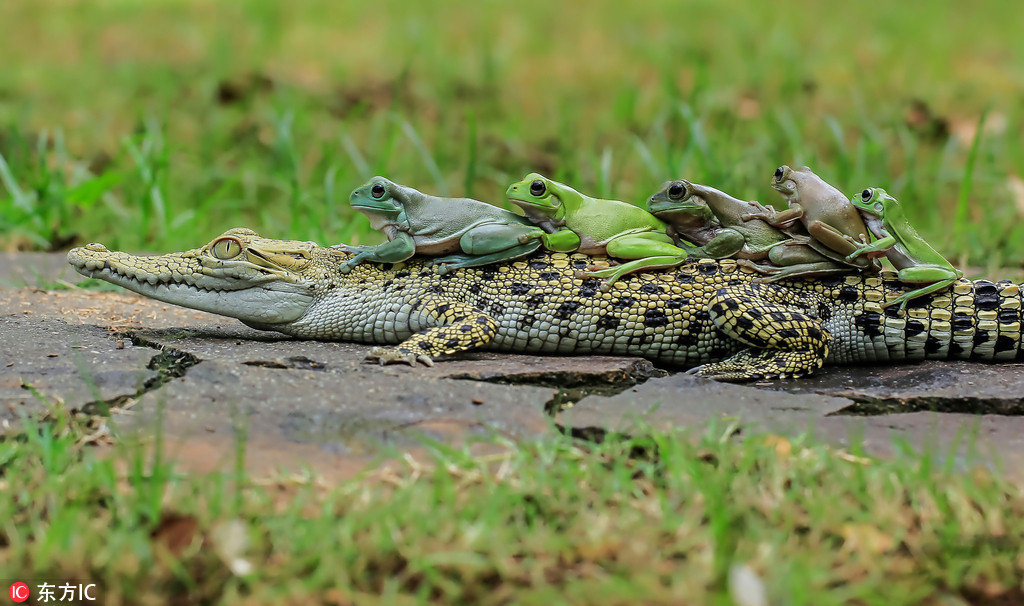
xmin=365 ymin=347 xmax=435 ymax=368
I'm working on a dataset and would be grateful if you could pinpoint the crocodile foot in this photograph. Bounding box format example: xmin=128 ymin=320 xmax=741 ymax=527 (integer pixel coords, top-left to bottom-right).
xmin=365 ymin=346 xmax=434 ymax=367
xmin=687 ymin=348 xmax=825 ymax=382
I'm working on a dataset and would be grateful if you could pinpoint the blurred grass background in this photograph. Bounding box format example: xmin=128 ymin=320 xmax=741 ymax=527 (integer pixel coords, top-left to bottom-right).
xmin=1 ymin=0 xmax=1023 ymax=268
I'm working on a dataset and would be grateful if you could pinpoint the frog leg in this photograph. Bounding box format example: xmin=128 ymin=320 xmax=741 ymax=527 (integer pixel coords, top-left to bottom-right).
xmin=886 ymin=266 xmax=964 ymax=312
xmin=691 ymin=283 xmax=831 ymax=381
xmin=432 ymin=241 xmax=542 ymax=274
xmin=538 ymin=228 xmax=583 ymax=253
xmin=737 ymin=242 xmax=840 ymax=276
xmin=430 ymin=224 xmax=546 ymax=273
xmin=689 ymin=229 xmax=747 ymax=259
xmin=743 ymin=203 xmax=804 ymax=228
xmin=365 ymin=301 xmax=498 ymax=367
xmin=459 ymin=223 xmax=547 ymax=255
xmin=802 ymin=220 xmax=873 ymax=270
xmin=740 ymin=237 xmax=792 ymax=257
xmin=578 ymin=232 xmax=689 ymax=289
xmin=846 ymin=234 xmax=895 ymax=262
xmin=754 ymin=262 xmax=856 ymax=282
xmin=339 ymin=231 xmax=416 ymax=273
xmin=768 ymin=242 xmax=832 ymax=265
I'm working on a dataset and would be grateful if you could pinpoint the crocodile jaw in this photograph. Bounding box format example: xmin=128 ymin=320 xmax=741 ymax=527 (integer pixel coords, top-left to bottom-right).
xmin=67 ymin=243 xmax=314 ymax=326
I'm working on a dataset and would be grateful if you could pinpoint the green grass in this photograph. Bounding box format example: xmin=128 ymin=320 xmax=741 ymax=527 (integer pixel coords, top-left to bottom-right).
xmin=3 ymin=413 xmax=1024 ymax=605
xmin=2 ymin=0 xmax=1024 ymax=269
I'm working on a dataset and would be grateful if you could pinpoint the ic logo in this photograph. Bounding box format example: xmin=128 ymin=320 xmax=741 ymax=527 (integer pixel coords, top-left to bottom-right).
xmin=8 ymin=583 xmax=29 ymax=603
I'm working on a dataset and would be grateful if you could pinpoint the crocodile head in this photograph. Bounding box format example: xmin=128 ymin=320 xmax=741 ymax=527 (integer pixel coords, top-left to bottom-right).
xmin=67 ymin=227 xmax=340 ymax=329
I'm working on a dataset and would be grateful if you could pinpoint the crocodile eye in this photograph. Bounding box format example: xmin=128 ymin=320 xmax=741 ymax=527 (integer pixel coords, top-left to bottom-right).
xmin=773 ymin=166 xmax=785 ymax=182
xmin=370 ymin=183 xmax=386 ymax=199
xmin=529 ymin=179 xmax=546 ymax=197
xmin=212 ymin=238 xmax=242 ymax=260
xmin=861 ymin=189 xmax=872 ymax=202
xmin=668 ymin=182 xmax=687 ymax=200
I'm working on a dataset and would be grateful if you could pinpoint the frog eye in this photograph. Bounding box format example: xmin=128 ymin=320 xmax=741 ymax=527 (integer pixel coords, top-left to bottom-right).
xmin=370 ymin=183 xmax=387 ymax=199
xmin=773 ymin=166 xmax=786 ymax=182
xmin=529 ymin=179 xmax=547 ymax=197
xmin=667 ymin=182 xmax=688 ymax=200
xmin=861 ymin=189 xmax=873 ymax=202
xmin=212 ymin=237 xmax=243 ymax=260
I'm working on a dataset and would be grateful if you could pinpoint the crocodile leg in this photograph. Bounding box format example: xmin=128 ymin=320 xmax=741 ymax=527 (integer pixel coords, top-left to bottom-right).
xmin=693 ymin=283 xmax=831 ymax=381
xmin=365 ymin=301 xmax=498 ymax=367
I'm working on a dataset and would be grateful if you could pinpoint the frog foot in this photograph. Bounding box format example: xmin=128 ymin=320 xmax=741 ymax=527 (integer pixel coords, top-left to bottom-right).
xmin=338 ymin=260 xmax=359 ymax=274
xmin=735 ymin=259 xmax=780 ymax=275
xmin=364 ymin=346 xmax=434 ymax=367
xmin=574 ymin=266 xmax=626 ymax=292
xmin=573 ymin=263 xmax=611 ymax=279
xmin=332 ymin=243 xmax=372 ymax=253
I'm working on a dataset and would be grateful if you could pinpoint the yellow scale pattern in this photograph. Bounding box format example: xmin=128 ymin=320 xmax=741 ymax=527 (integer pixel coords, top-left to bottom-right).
xmin=305 ymin=249 xmax=1024 ymax=380
xmin=69 ymin=231 xmax=1024 ymax=382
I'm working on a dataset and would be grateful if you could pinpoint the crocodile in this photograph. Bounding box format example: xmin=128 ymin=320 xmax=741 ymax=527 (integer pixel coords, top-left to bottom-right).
xmin=67 ymin=227 xmax=1024 ymax=381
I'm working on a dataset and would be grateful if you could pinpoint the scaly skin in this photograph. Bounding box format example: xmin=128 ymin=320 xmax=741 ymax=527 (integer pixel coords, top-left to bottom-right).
xmin=67 ymin=228 xmax=1024 ymax=381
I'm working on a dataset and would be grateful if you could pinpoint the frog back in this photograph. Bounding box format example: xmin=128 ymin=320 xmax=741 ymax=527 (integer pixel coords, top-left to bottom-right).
xmin=403 ymin=195 xmax=530 ymax=240
xmin=808 ymin=195 xmax=869 ymax=238
xmin=882 ymin=200 xmax=952 ymax=267
xmin=561 ymin=198 xmax=666 ymax=246
xmin=690 ymin=183 xmax=788 ymax=244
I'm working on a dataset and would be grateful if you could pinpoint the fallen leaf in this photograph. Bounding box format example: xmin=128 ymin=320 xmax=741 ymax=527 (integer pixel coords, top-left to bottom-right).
xmin=762 ymin=435 xmax=791 ymax=459
xmin=211 ymin=518 xmax=253 ymax=576
xmin=838 ymin=451 xmax=871 ymax=465
xmin=840 ymin=523 xmax=893 ymax=555
xmin=729 ymin=563 xmax=768 ymax=606
xmin=150 ymin=512 xmax=200 ymax=557
xmin=737 ymin=96 xmax=760 ymax=120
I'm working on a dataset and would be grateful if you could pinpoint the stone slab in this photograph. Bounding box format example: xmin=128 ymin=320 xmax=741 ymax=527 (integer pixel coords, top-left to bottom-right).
xmin=1 ymin=287 xmax=649 ymax=477
xmin=118 ymin=359 xmax=553 ymax=476
xmin=9 ymin=256 xmax=1024 ymax=478
xmin=1 ymin=289 xmax=157 ymax=427
xmin=760 ymin=362 xmax=1024 ymax=415
xmin=557 ymin=373 xmax=852 ymax=433
xmin=558 ymin=368 xmax=1024 ymax=472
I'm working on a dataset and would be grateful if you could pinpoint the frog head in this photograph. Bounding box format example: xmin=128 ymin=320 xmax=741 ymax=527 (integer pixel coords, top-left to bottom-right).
xmin=647 ymin=179 xmax=715 ymax=225
xmin=505 ymin=172 xmax=572 ymax=222
xmin=349 ymin=177 xmax=405 ymax=214
xmin=770 ymin=165 xmax=840 ymax=208
xmin=850 ymin=187 xmax=896 ymax=217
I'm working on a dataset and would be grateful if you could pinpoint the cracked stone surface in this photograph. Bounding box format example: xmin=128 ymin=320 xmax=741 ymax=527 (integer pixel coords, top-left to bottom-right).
xmin=557 ymin=368 xmax=1024 ymax=473
xmin=7 ymin=253 xmax=1024 ymax=477
xmin=1 ymin=285 xmax=641 ymax=478
xmin=1 ymin=288 xmax=160 ymax=427
xmin=762 ymin=363 xmax=1024 ymax=415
